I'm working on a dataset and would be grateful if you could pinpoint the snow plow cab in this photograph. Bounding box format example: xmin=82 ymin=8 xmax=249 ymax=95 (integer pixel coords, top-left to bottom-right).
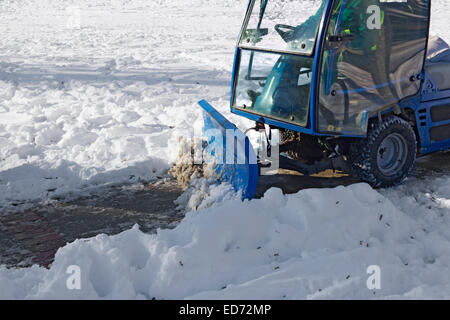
xmin=199 ymin=0 xmax=450 ymax=199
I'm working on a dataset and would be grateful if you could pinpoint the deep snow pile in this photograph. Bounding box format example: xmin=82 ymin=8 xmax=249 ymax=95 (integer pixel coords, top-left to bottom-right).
xmin=0 ymin=181 xmax=449 ymax=299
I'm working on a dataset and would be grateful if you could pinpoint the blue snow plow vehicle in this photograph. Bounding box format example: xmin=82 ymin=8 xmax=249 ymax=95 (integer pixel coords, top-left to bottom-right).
xmin=199 ymin=0 xmax=450 ymax=200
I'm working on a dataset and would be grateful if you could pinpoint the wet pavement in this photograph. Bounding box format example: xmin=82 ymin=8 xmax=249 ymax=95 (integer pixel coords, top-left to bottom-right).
xmin=256 ymin=151 xmax=450 ymax=197
xmin=0 ymin=151 xmax=448 ymax=268
xmin=0 ymin=180 xmax=184 ymax=268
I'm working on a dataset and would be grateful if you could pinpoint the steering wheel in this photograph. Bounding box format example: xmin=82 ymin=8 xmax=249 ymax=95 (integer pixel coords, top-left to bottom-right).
xmin=275 ymin=24 xmax=296 ymax=42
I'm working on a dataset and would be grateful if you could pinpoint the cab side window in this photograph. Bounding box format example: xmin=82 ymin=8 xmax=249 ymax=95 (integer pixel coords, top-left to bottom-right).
xmin=318 ymin=0 xmax=429 ymax=134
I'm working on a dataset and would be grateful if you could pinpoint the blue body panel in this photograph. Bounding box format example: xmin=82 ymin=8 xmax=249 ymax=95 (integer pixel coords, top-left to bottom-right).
xmin=410 ymin=72 xmax=450 ymax=155
xmin=198 ymin=100 xmax=259 ymax=200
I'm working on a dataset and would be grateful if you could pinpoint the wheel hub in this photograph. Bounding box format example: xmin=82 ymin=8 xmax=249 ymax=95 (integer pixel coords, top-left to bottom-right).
xmin=377 ymin=133 xmax=408 ymax=176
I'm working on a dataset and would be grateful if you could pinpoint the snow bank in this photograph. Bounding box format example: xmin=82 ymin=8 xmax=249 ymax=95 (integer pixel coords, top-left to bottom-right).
xmin=1 ymin=182 xmax=449 ymax=299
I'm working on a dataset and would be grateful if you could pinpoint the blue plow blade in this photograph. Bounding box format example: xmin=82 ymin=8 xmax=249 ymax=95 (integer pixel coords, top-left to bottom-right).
xmin=198 ymin=100 xmax=259 ymax=200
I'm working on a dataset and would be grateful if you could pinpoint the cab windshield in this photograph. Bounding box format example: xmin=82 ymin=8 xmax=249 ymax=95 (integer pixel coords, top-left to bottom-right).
xmin=239 ymin=0 xmax=327 ymax=55
xmin=234 ymin=0 xmax=328 ymax=126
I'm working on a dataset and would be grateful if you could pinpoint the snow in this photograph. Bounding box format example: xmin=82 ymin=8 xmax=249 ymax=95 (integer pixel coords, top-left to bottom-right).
xmin=0 ymin=0 xmax=251 ymax=209
xmin=0 ymin=0 xmax=449 ymax=300
xmin=1 ymin=181 xmax=449 ymax=299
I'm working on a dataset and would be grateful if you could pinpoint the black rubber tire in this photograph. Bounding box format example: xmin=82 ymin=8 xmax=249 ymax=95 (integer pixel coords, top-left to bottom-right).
xmin=349 ymin=116 xmax=417 ymax=188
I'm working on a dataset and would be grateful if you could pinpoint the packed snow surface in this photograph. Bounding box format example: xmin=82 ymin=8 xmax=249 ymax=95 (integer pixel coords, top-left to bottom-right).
xmin=0 ymin=0 xmax=252 ymax=208
xmin=0 ymin=0 xmax=449 ymax=300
